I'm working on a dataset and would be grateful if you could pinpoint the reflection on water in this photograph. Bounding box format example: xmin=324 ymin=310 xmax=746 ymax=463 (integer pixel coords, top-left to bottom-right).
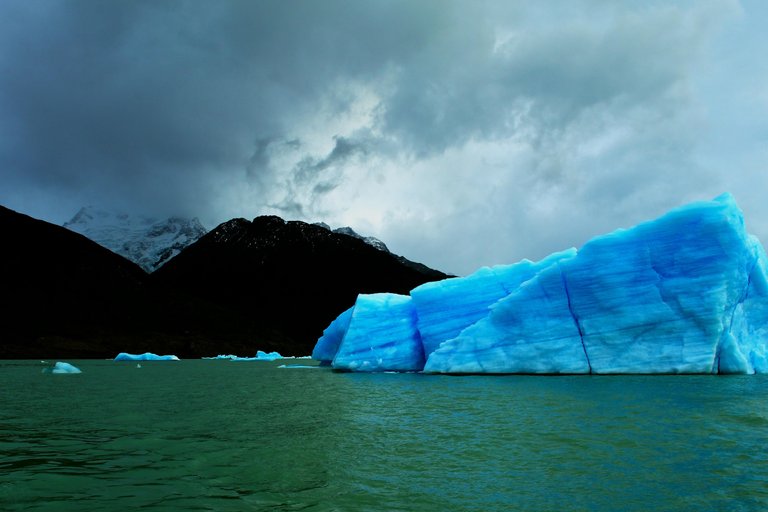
xmin=1 ymin=361 xmax=767 ymax=511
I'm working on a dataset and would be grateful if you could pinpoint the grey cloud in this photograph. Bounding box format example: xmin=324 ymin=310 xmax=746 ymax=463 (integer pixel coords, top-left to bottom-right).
xmin=0 ymin=0 xmax=761 ymax=275
xmin=262 ymin=135 xmax=372 ymax=219
xmin=0 ymin=0 xmax=438 ymax=215
xmin=294 ymin=136 xmax=369 ymax=182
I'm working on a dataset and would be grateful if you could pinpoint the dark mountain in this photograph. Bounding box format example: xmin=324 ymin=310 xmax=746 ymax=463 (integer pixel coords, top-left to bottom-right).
xmin=1 ymin=207 xmax=449 ymax=358
xmin=0 ymin=206 xmax=289 ymax=358
xmin=152 ymin=216 xmax=450 ymax=354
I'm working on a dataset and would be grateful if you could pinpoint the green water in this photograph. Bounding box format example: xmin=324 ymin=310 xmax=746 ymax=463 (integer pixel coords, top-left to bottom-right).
xmin=1 ymin=360 xmax=768 ymax=511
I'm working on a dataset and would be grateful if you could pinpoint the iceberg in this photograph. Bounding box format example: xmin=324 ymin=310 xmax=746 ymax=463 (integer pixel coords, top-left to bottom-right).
xmin=231 ymin=350 xmax=284 ymax=361
xmin=45 ymin=362 xmax=82 ymax=374
xmin=114 ymin=352 xmax=180 ymax=361
xmin=203 ymin=351 xmax=284 ymax=361
xmin=313 ymin=193 xmax=768 ymax=374
xmin=332 ymin=293 xmax=424 ymax=372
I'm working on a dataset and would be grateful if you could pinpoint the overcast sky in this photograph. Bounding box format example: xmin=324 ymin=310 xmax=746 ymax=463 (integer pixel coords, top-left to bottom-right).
xmin=1 ymin=0 xmax=767 ymax=275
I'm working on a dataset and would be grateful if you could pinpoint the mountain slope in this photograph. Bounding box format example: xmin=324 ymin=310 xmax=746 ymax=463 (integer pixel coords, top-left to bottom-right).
xmin=152 ymin=215 xmax=450 ymax=354
xmin=1 ymin=205 xmax=150 ymax=357
xmin=0 ymin=205 xmax=288 ymax=358
xmin=63 ymin=207 xmax=207 ymax=272
xmin=1 ymin=207 xmax=449 ymax=358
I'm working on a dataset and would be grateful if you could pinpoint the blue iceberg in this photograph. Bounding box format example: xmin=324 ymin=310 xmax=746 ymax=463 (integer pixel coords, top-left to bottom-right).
xmin=44 ymin=361 xmax=82 ymax=374
xmin=114 ymin=352 xmax=180 ymax=361
xmin=203 ymin=351 xmax=285 ymax=361
xmin=313 ymin=193 xmax=768 ymax=374
xmin=230 ymin=350 xmax=284 ymax=361
xmin=332 ymin=293 xmax=424 ymax=372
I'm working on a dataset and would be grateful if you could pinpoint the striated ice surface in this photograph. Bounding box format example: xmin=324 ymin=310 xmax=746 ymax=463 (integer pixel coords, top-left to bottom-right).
xmin=556 ymin=193 xmax=754 ymax=374
xmin=312 ymin=306 xmax=354 ymax=362
xmin=313 ymin=193 xmax=768 ymax=374
xmin=411 ymin=249 xmax=576 ymax=357
xmin=114 ymin=352 xmax=180 ymax=361
xmin=332 ymin=293 xmax=423 ymax=372
xmin=720 ymin=237 xmax=768 ymax=373
xmin=424 ymin=262 xmax=589 ymax=374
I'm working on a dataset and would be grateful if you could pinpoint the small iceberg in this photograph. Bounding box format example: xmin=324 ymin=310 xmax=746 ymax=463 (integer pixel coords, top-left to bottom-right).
xmin=43 ymin=362 xmax=82 ymax=374
xmin=203 ymin=350 xmax=284 ymax=361
xmin=278 ymin=364 xmax=321 ymax=369
xmin=114 ymin=352 xmax=180 ymax=361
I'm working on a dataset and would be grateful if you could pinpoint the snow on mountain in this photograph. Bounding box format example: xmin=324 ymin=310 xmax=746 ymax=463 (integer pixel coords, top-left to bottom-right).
xmin=312 ymin=223 xmax=390 ymax=253
xmin=63 ymin=207 xmax=207 ymax=272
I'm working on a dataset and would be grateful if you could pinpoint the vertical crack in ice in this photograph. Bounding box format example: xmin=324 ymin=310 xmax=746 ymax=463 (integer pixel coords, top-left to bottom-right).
xmin=559 ymin=264 xmax=591 ymax=374
xmin=714 ymin=253 xmax=759 ymax=374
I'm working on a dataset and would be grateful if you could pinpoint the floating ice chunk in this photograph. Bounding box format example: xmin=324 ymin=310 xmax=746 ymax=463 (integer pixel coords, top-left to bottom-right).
xmin=114 ymin=352 xmax=180 ymax=361
xmin=48 ymin=362 xmax=82 ymax=374
xmin=278 ymin=364 xmax=320 ymax=369
xmin=235 ymin=350 xmax=283 ymax=361
xmin=424 ymin=262 xmax=589 ymax=374
xmin=312 ymin=306 xmax=354 ymax=362
xmin=332 ymin=293 xmax=423 ymax=372
xmin=207 ymin=350 xmax=285 ymax=361
xmin=411 ymin=249 xmax=576 ymax=357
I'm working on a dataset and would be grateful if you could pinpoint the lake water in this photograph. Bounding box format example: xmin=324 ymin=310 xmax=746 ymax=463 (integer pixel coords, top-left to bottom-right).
xmin=1 ymin=360 xmax=767 ymax=511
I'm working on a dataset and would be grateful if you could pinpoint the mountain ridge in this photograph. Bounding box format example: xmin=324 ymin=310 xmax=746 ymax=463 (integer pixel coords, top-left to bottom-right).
xmin=152 ymin=215 xmax=450 ymax=354
xmin=1 ymin=205 xmax=449 ymax=358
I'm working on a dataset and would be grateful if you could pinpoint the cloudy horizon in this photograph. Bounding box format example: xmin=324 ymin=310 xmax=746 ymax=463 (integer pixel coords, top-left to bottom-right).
xmin=1 ymin=0 xmax=766 ymax=275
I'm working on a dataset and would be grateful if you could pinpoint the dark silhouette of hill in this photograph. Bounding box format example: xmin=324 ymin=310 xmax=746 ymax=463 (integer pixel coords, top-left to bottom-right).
xmin=0 ymin=206 xmax=291 ymax=358
xmin=0 ymin=208 xmax=448 ymax=358
xmin=152 ymin=216 xmax=449 ymax=355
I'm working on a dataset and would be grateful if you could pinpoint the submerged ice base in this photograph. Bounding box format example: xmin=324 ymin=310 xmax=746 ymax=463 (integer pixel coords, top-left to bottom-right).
xmin=313 ymin=194 xmax=768 ymax=375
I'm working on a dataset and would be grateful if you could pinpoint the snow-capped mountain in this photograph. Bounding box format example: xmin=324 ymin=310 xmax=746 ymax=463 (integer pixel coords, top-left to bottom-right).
xmin=312 ymin=222 xmax=390 ymax=252
xmin=63 ymin=207 xmax=207 ymax=272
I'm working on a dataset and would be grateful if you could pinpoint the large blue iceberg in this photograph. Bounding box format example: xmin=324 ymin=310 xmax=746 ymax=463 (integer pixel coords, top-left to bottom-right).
xmin=313 ymin=194 xmax=768 ymax=374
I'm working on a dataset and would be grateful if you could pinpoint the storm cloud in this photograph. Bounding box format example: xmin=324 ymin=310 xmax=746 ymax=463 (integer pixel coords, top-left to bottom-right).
xmin=1 ymin=0 xmax=766 ymax=274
